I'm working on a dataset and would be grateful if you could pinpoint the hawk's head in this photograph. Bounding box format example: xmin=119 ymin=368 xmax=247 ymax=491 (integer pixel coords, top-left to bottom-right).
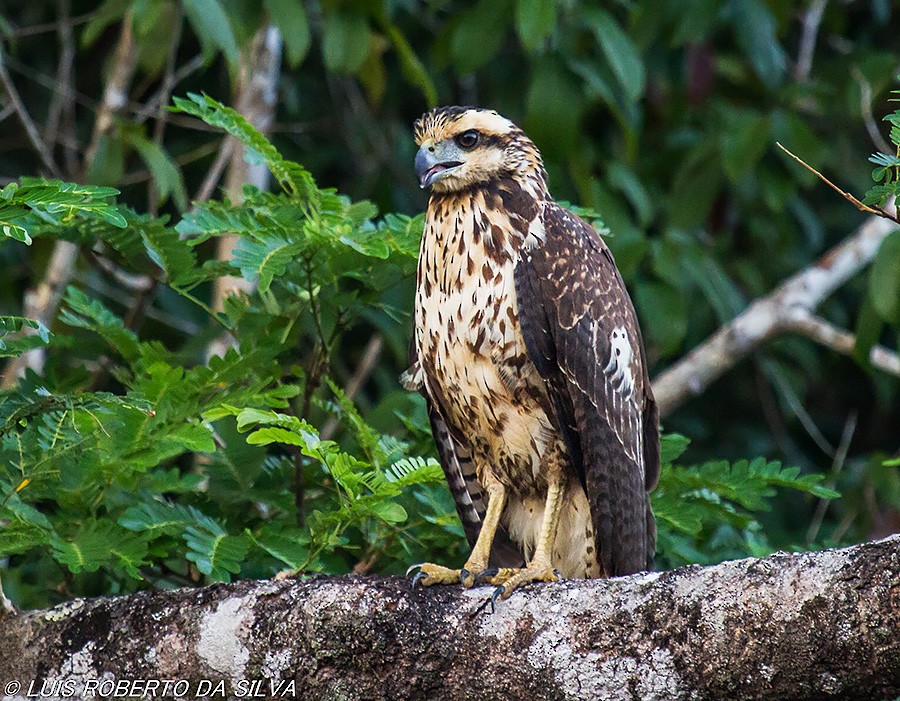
xmin=413 ymin=106 xmax=544 ymax=193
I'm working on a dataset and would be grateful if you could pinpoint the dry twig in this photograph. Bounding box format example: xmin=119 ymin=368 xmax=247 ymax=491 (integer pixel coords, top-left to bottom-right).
xmin=775 ymin=143 xmax=900 ymax=224
xmin=43 ymin=0 xmax=77 ymax=175
xmin=320 ymin=334 xmax=385 ymax=442
xmin=0 ymin=49 xmax=61 ymax=177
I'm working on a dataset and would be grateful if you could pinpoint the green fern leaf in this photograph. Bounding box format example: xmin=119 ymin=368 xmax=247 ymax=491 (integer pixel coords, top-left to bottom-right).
xmin=246 ymin=527 xmax=310 ymax=571
xmin=50 ymin=521 xmax=149 ymax=579
xmin=232 ymin=236 xmax=306 ymax=293
xmin=0 ymin=316 xmax=50 ymax=358
xmin=386 ymin=456 xmax=443 ymax=487
xmin=0 ymin=519 xmax=49 ymax=555
xmin=184 ymin=520 xmax=250 ymax=581
xmin=119 ymin=501 xmax=205 ymax=536
xmin=60 ymin=287 xmax=141 ymax=361
xmin=140 ymin=219 xmax=197 ymax=283
xmin=171 ymin=93 xmax=316 ymax=202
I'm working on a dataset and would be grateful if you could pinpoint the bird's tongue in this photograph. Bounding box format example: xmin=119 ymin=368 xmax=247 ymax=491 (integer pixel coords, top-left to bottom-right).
xmin=424 ymin=164 xmax=447 ymax=182
xmin=420 ymin=161 xmax=462 ymax=188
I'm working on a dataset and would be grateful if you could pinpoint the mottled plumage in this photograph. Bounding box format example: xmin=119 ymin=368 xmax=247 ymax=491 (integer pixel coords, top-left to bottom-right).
xmin=408 ymin=106 xmax=658 ymax=592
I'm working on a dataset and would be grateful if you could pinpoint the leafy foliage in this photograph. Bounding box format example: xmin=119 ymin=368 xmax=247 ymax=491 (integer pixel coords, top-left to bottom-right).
xmin=0 ymin=99 xmax=847 ymax=609
xmin=654 ymin=434 xmax=838 ymax=567
xmin=859 ymin=87 xmax=900 ymax=333
xmin=0 ymin=180 xmax=125 ymax=244
xmin=0 ymin=101 xmax=457 ymax=607
xmin=0 ymin=317 xmax=50 ymax=358
xmin=864 ymin=86 xmax=900 ymax=209
xmin=1 ymin=0 xmax=897 ymax=609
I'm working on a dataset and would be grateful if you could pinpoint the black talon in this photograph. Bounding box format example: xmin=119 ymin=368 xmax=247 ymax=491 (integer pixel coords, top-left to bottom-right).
xmin=553 ymin=568 xmax=562 ymax=580
xmin=489 ymin=585 xmax=505 ymax=610
xmin=405 ymin=563 xmax=423 ymax=578
xmin=411 ymin=571 xmax=428 ymax=589
xmin=474 ymin=567 xmax=499 ymax=585
xmin=460 ymin=568 xmax=470 ymax=587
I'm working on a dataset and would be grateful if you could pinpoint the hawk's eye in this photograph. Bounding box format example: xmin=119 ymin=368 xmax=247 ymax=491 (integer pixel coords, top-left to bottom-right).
xmin=455 ymin=130 xmax=480 ymax=150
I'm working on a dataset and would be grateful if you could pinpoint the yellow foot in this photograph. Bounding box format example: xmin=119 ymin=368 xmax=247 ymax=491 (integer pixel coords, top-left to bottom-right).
xmin=482 ymin=565 xmax=561 ymax=601
xmin=407 ymin=562 xmax=462 ymax=587
xmin=407 ymin=562 xmax=491 ymax=588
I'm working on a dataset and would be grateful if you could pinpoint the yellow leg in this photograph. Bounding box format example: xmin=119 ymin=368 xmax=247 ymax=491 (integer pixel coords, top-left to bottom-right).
xmin=410 ymin=479 xmax=507 ymax=588
xmin=482 ymin=470 xmax=566 ymax=599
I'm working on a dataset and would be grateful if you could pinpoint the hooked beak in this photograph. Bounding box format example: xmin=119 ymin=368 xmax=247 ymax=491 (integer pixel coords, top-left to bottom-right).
xmin=415 ymin=145 xmax=462 ymax=189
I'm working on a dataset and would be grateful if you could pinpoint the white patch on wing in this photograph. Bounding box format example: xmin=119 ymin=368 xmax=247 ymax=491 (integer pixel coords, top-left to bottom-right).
xmin=603 ymin=326 xmax=635 ymax=400
xmin=523 ymin=210 xmax=546 ymax=252
xmin=600 ymin=325 xmax=643 ymax=466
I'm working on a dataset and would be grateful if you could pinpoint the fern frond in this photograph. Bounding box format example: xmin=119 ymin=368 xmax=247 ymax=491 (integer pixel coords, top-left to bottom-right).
xmin=171 ymin=93 xmax=317 ymax=203
xmin=386 ymin=456 xmax=443 ymax=488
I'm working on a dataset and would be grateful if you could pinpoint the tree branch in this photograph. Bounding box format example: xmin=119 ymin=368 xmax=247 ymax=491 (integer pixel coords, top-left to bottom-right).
xmin=320 ymin=334 xmax=385 ymax=441
xmin=0 ymin=537 xmax=898 ymax=699
xmin=0 ymin=47 xmax=61 ymax=177
xmin=207 ymin=24 xmax=283 ymax=359
xmin=42 ymin=0 xmax=76 ymax=176
xmin=852 ymin=66 xmax=893 ymax=156
xmin=146 ymin=7 xmax=184 ymax=216
xmin=783 ymin=314 xmax=900 ymax=376
xmin=81 ymin=10 xmax=137 ymax=173
xmin=653 ymin=213 xmax=899 ymax=417
xmin=794 ymin=0 xmax=827 ymax=82
xmin=0 ymin=239 xmax=79 ymax=388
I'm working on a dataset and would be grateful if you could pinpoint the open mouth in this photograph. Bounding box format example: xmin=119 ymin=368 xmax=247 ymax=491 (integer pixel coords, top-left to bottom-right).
xmin=420 ymin=161 xmax=462 ymax=188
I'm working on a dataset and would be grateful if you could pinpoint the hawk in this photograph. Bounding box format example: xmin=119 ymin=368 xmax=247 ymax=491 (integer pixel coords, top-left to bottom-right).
xmin=405 ymin=106 xmax=659 ymax=600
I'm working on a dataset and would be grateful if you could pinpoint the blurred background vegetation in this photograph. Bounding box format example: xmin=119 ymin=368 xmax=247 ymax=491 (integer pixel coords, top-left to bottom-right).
xmin=0 ymin=0 xmax=897 ymax=609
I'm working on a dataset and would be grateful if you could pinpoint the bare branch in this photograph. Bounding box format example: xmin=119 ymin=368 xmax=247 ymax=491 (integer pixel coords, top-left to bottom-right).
xmin=1 ymin=52 xmax=100 ymax=124
xmin=0 ymin=48 xmax=61 ymax=177
xmin=135 ymin=55 xmax=205 ymax=125
xmin=794 ymin=0 xmax=827 ymax=81
xmin=1 ymin=10 xmax=94 ymax=38
xmin=42 ymin=0 xmax=77 ymax=176
xmin=783 ymin=314 xmax=900 ymax=376
xmin=1 ymin=537 xmax=899 ymax=700
xmin=654 ymin=213 xmax=898 ymax=416
xmin=208 ymin=25 xmax=283 ymax=358
xmin=760 ymin=357 xmax=835 ymax=457
xmin=83 ymin=249 xmax=155 ymax=293
xmin=193 ymin=138 xmax=234 ymax=203
xmin=852 ymin=66 xmax=893 ymax=156
xmin=1 ymin=240 xmax=79 ymax=387
xmin=344 ymin=334 xmax=385 ymax=400
xmin=806 ymin=410 xmax=857 ymax=544
xmin=81 ymin=10 xmax=137 ymax=174
xmin=118 ymin=140 xmax=220 ymax=187
xmin=0 ymin=572 xmax=13 ymax=615
xmin=141 ymin=11 xmax=184 ymax=218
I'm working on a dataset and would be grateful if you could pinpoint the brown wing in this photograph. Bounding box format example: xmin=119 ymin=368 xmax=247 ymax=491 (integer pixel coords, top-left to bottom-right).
xmin=514 ymin=202 xmax=658 ymax=576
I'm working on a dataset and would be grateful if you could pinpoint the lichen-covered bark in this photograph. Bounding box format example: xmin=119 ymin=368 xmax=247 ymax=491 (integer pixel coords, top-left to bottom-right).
xmin=1 ymin=537 xmax=898 ymax=701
